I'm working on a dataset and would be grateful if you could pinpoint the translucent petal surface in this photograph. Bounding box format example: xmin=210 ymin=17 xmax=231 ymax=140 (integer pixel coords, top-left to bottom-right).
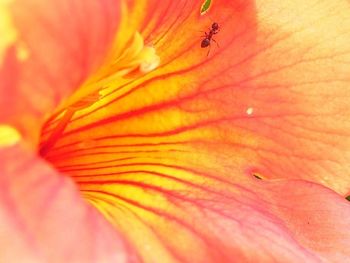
xmin=0 ymin=0 xmax=121 ymax=143
xmin=0 ymin=145 xmax=139 ymax=263
xmin=37 ymin=0 xmax=350 ymax=262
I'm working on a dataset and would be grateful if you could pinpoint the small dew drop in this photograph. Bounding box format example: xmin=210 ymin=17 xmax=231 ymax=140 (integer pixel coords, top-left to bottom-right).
xmin=246 ymin=107 xmax=253 ymax=115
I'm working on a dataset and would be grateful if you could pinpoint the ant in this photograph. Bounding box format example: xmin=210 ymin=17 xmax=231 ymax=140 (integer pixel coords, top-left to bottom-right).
xmin=201 ymin=22 xmax=220 ymax=56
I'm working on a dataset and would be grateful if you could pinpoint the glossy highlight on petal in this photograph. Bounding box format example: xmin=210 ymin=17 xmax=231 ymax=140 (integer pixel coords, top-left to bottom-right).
xmin=0 ymin=124 xmax=21 ymax=146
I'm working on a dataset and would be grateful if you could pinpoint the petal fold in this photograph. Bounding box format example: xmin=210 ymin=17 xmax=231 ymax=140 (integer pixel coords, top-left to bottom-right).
xmin=0 ymin=0 xmax=121 ymax=144
xmin=0 ymin=145 xmax=138 ymax=263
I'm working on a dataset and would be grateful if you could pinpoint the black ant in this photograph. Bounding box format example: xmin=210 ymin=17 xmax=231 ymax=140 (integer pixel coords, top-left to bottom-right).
xmin=201 ymin=22 xmax=220 ymax=56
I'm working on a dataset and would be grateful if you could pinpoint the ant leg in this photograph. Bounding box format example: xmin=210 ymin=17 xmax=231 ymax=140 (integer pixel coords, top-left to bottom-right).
xmin=212 ymin=38 xmax=219 ymax=48
xmin=207 ymin=44 xmax=211 ymax=57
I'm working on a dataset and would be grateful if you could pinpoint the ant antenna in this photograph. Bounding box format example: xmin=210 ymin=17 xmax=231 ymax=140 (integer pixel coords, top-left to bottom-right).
xmin=202 ymin=11 xmax=222 ymax=28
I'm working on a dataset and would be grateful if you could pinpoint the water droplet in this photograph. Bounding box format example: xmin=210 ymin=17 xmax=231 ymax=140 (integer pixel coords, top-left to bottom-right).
xmin=246 ymin=107 xmax=253 ymax=115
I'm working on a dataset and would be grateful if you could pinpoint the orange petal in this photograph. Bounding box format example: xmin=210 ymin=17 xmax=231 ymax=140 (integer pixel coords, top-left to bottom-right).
xmin=42 ymin=0 xmax=350 ymax=191
xmin=38 ymin=0 xmax=350 ymax=261
xmin=0 ymin=145 xmax=139 ymax=262
xmin=0 ymin=0 xmax=121 ymax=144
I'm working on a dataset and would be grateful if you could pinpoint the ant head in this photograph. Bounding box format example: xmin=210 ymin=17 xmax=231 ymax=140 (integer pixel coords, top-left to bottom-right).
xmin=212 ymin=22 xmax=219 ymax=31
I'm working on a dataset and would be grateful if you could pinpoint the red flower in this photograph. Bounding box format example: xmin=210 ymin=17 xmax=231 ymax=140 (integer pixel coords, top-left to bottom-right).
xmin=1 ymin=0 xmax=350 ymax=262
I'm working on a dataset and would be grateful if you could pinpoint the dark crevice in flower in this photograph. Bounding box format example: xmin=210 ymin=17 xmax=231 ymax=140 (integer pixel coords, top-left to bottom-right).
xmin=39 ymin=92 xmax=101 ymax=156
xmin=39 ymin=109 xmax=75 ymax=156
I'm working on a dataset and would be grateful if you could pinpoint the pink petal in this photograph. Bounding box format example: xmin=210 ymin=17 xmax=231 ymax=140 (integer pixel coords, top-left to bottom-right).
xmin=30 ymin=0 xmax=350 ymax=261
xmin=0 ymin=145 xmax=139 ymax=262
xmin=261 ymin=179 xmax=350 ymax=262
xmin=69 ymin=167 xmax=350 ymax=262
xmin=0 ymin=0 xmax=120 ymax=143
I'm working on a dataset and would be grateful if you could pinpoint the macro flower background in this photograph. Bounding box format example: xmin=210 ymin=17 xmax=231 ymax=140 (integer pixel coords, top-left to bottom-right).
xmin=1 ymin=0 xmax=350 ymax=262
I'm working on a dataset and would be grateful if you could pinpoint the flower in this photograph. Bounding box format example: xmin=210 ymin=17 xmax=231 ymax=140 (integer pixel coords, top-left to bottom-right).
xmin=1 ymin=0 xmax=350 ymax=262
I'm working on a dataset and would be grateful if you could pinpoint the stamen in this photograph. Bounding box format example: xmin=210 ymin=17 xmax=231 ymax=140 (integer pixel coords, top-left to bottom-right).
xmin=62 ymin=32 xmax=160 ymax=108
xmin=108 ymin=32 xmax=160 ymax=76
xmin=40 ymin=31 xmax=160 ymax=156
xmin=139 ymin=46 xmax=160 ymax=73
